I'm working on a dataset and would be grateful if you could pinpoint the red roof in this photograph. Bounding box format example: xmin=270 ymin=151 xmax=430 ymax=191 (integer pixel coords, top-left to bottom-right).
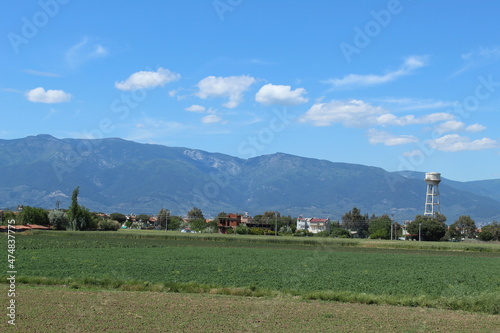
xmin=310 ymin=218 xmax=329 ymax=223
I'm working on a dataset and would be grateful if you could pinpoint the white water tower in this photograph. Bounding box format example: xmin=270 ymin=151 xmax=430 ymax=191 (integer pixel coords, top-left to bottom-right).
xmin=424 ymin=172 xmax=441 ymax=216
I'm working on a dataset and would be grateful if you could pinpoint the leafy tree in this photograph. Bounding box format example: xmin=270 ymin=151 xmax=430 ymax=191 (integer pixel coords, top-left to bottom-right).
xmin=478 ymin=230 xmax=494 ymax=241
xmin=342 ymin=207 xmax=369 ymax=238
xmin=212 ymin=212 xmax=227 ymax=228
xmin=67 ymin=187 xmax=95 ymax=231
xmin=137 ymin=214 xmax=150 ymax=224
xmin=48 ymin=210 xmax=68 ymax=230
xmin=480 ymin=221 xmax=500 ymax=241
xmin=368 ymin=215 xmax=391 ymax=239
xmin=187 ymin=207 xmax=204 ymax=220
xmin=157 ymin=208 xmax=170 ymax=230
xmin=109 ymin=213 xmax=127 ymax=224
xmin=189 ymin=218 xmax=207 ymax=231
xmin=19 ymin=206 xmax=49 ymax=226
xmin=252 ymin=214 xmax=263 ymax=223
xmin=407 ymin=215 xmax=447 ymax=241
xmin=167 ymin=216 xmax=182 ymax=230
xmin=1 ymin=211 xmax=17 ymax=225
xmin=449 ymin=215 xmax=477 ymax=239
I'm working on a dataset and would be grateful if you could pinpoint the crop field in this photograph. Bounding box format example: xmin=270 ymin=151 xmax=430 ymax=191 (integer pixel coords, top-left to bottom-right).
xmin=3 ymin=230 xmax=500 ymax=315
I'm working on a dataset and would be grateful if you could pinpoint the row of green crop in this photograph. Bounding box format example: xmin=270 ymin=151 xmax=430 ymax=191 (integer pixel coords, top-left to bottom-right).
xmin=10 ymin=229 xmax=500 ymax=253
xmin=14 ymin=244 xmax=500 ymax=298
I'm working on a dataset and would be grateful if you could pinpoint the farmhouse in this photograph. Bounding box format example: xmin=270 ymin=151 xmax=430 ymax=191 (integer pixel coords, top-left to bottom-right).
xmin=296 ymin=217 xmax=331 ymax=234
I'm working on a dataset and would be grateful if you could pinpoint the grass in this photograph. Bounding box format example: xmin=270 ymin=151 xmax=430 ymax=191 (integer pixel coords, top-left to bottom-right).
xmin=2 ymin=230 xmax=500 ymax=315
xmin=2 ymin=285 xmax=500 ymax=333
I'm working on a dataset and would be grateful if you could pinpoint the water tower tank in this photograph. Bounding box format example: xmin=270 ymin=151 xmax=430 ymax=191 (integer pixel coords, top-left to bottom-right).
xmin=425 ymin=172 xmax=441 ymax=185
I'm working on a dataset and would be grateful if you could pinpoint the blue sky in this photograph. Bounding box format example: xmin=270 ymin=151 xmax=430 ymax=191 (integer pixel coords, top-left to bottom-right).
xmin=2 ymin=0 xmax=500 ymax=181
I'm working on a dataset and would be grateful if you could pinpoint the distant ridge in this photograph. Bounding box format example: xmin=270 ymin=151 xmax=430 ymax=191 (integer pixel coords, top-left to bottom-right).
xmin=0 ymin=134 xmax=499 ymax=223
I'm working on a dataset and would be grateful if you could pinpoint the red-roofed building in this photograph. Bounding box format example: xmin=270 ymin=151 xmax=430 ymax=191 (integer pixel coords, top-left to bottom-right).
xmin=296 ymin=217 xmax=331 ymax=234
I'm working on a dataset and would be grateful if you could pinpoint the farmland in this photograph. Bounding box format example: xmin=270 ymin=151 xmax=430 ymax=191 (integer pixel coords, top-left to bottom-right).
xmin=1 ymin=230 xmax=500 ymax=331
xmin=1 ymin=230 xmax=500 ymax=332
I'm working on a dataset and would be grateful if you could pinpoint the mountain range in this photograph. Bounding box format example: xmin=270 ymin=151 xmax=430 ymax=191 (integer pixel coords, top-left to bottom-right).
xmin=1 ymin=134 xmax=499 ymax=224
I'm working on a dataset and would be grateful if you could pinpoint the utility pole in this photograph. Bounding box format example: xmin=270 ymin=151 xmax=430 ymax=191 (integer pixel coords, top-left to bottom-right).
xmin=275 ymin=212 xmax=277 ymax=236
xmin=419 ymin=223 xmax=422 ymax=241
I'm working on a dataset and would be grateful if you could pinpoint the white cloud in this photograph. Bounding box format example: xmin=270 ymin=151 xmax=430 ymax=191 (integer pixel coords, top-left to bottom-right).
xmin=403 ymin=149 xmax=424 ymax=157
xmin=185 ymin=105 xmax=206 ymax=113
xmin=299 ymin=99 xmax=384 ymax=127
xmin=255 ymin=83 xmax=308 ymax=105
xmin=324 ymin=56 xmax=428 ymax=88
xmin=367 ymin=129 xmax=418 ymax=146
xmin=376 ymin=112 xmax=454 ymax=126
xmin=428 ymin=134 xmax=498 ymax=152
xmin=434 ymin=120 xmax=465 ymax=134
xmin=66 ymin=37 xmax=108 ymax=68
xmin=201 ymin=114 xmax=224 ymax=124
xmin=465 ymin=123 xmax=487 ymax=133
xmin=434 ymin=121 xmax=487 ymax=134
xmin=26 ymin=87 xmax=72 ymax=103
xmin=23 ymin=69 xmax=61 ymax=77
xmin=196 ymin=75 xmax=256 ymax=108
xmin=115 ymin=67 xmax=180 ymax=91
xmin=378 ymin=97 xmax=458 ymax=111
xmin=298 ymin=99 xmax=453 ymax=127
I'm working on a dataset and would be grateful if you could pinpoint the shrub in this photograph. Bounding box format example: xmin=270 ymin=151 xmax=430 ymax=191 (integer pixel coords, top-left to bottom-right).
xmin=331 ymin=228 xmax=352 ymax=238
xmin=98 ymin=219 xmax=121 ymax=231
xmin=48 ymin=210 xmax=68 ymax=230
xmin=316 ymin=230 xmax=330 ymax=237
xmin=293 ymin=229 xmax=313 ymax=237
xmin=249 ymin=227 xmax=265 ymax=235
xmin=235 ymin=224 xmax=249 ymax=234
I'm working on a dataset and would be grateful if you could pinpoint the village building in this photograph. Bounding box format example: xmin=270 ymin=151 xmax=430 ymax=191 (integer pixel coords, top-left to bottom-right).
xmin=296 ymin=217 xmax=331 ymax=234
xmin=217 ymin=213 xmax=272 ymax=234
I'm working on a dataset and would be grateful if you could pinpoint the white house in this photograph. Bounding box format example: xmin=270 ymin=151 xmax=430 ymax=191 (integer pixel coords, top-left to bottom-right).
xmin=296 ymin=217 xmax=331 ymax=234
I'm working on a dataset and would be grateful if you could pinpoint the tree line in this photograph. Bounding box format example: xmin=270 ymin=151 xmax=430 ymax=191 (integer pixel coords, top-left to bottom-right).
xmin=1 ymin=187 xmax=499 ymax=241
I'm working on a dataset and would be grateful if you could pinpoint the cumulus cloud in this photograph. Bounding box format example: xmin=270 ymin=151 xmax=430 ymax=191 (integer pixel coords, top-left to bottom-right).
xmin=434 ymin=120 xmax=487 ymax=134
xmin=115 ymin=67 xmax=180 ymax=91
xmin=324 ymin=56 xmax=428 ymax=88
xmin=465 ymin=123 xmax=487 ymax=133
xmin=185 ymin=105 xmax=206 ymax=113
xmin=25 ymin=87 xmax=72 ymax=103
xmin=367 ymin=129 xmax=418 ymax=146
xmin=298 ymin=99 xmax=453 ymax=127
xmin=196 ymin=75 xmax=256 ymax=108
xmin=255 ymin=83 xmax=308 ymax=105
xmin=428 ymin=134 xmax=498 ymax=152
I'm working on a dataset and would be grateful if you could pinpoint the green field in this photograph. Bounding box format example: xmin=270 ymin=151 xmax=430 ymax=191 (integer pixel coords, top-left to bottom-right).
xmin=3 ymin=230 xmax=500 ymax=316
